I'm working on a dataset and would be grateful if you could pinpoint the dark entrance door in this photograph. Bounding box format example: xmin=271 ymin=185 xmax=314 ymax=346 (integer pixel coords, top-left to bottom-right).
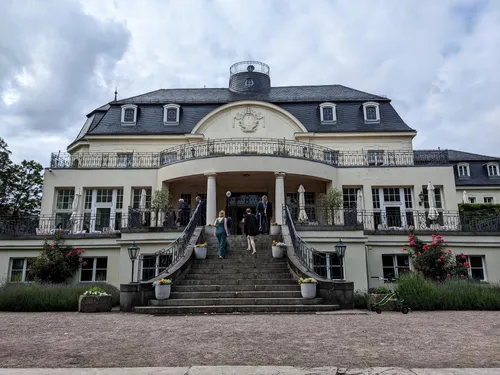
xmin=227 ymin=192 xmax=267 ymax=234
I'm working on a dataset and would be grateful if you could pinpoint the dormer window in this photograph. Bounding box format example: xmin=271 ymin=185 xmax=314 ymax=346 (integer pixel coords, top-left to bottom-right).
xmin=121 ymin=104 xmax=137 ymax=126
xmin=363 ymin=102 xmax=380 ymax=123
xmin=319 ymin=102 xmax=336 ymax=123
xmin=486 ymin=162 xmax=499 ymax=177
xmin=164 ymin=104 xmax=180 ymax=125
xmin=457 ymin=163 xmax=470 ymax=178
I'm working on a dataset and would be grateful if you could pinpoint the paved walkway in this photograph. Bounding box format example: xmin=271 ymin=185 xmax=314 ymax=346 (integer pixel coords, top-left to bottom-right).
xmin=0 ymin=367 xmax=499 ymax=374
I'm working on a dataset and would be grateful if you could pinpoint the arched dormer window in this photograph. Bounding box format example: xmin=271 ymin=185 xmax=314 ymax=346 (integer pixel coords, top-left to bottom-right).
xmin=457 ymin=163 xmax=470 ymax=178
xmin=163 ymin=104 xmax=180 ymax=125
xmin=319 ymin=102 xmax=336 ymax=124
xmin=363 ymin=102 xmax=380 ymax=123
xmin=486 ymin=162 xmax=500 ymax=177
xmin=121 ymin=104 xmax=138 ymax=126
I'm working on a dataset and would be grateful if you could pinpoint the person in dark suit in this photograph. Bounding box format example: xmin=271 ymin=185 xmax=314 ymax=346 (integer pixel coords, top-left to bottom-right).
xmin=256 ymin=195 xmax=273 ymax=234
xmin=195 ymin=196 xmax=205 ymax=225
xmin=178 ymin=198 xmax=190 ymax=226
xmin=244 ymin=208 xmax=259 ymax=255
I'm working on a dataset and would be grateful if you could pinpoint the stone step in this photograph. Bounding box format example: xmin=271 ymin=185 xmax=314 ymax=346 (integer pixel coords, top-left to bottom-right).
xmin=184 ymin=272 xmax=292 ymax=280
xmin=170 ymin=291 xmax=302 ymax=299
xmin=188 ymin=266 xmax=287 ymax=274
xmin=205 ymin=253 xmax=280 ymax=260
xmin=177 ymin=278 xmax=296 ymax=286
xmin=173 ymin=284 xmax=300 ymax=292
xmin=193 ymin=260 xmax=287 ymax=268
xmin=194 ymin=258 xmax=287 ymax=265
xmin=149 ymin=297 xmax=323 ymax=306
xmin=134 ymin=304 xmax=340 ymax=315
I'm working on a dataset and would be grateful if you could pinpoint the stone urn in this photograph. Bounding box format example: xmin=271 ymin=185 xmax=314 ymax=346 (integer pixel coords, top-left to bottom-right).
xmin=270 ymin=224 xmax=281 ymax=236
xmin=300 ymin=282 xmax=317 ymax=299
xmin=271 ymin=245 xmax=285 ymax=259
xmin=194 ymin=246 xmax=207 ymax=260
xmin=155 ymin=284 xmax=171 ymax=300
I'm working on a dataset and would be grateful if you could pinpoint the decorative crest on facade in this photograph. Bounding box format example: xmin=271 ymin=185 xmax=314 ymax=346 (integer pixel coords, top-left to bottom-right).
xmin=233 ymin=107 xmax=264 ymax=133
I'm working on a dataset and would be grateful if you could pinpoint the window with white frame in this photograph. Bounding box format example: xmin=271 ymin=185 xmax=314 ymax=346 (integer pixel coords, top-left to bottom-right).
xmin=484 ymin=197 xmax=494 ymax=204
xmin=141 ymin=254 xmax=173 ymax=280
xmin=319 ymin=103 xmax=337 ymax=123
xmin=132 ymin=188 xmax=152 ymax=209
xmin=465 ymin=255 xmax=486 ymax=281
xmin=9 ymin=258 xmax=35 ymax=282
xmin=121 ymin=104 xmax=138 ymax=125
xmin=371 ymin=187 xmax=413 ymax=229
xmin=457 ymin=163 xmax=470 ymax=177
xmin=163 ymin=104 xmax=180 ymax=125
xmin=363 ymin=102 xmax=380 ymax=123
xmin=468 ymin=197 xmax=476 ymax=204
xmin=80 ymin=257 xmax=108 ymax=281
xmin=82 ymin=188 xmax=124 ymax=233
xmin=55 ymin=188 xmax=75 ymax=228
xmin=486 ymin=163 xmax=499 ymax=177
xmin=382 ymin=254 xmax=410 ymax=280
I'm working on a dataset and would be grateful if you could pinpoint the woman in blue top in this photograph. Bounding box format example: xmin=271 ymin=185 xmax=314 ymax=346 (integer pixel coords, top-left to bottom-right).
xmin=213 ymin=210 xmax=229 ymax=259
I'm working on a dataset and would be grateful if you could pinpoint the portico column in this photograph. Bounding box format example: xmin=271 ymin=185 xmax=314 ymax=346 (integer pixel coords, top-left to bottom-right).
xmin=205 ymin=173 xmax=217 ymax=225
xmin=274 ymin=172 xmax=286 ymax=224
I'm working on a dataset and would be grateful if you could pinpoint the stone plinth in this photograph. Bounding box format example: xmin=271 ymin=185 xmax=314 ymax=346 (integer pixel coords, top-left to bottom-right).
xmin=78 ymin=295 xmax=113 ymax=313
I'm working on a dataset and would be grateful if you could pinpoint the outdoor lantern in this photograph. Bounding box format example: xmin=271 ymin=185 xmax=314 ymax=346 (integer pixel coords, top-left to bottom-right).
xmin=335 ymin=239 xmax=347 ymax=259
xmin=128 ymin=241 xmax=140 ymax=283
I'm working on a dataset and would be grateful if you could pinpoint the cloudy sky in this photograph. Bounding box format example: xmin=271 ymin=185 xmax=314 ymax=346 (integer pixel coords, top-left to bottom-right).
xmin=1 ymin=0 xmax=499 ymax=164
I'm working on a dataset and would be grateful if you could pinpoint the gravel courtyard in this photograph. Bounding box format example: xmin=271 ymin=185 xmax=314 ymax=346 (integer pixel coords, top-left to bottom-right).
xmin=0 ymin=311 xmax=499 ymax=368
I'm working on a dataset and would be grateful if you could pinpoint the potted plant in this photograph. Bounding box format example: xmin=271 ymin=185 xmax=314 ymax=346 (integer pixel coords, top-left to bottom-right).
xmin=78 ymin=287 xmax=112 ymax=313
xmin=319 ymin=188 xmax=343 ymax=225
xmin=151 ymin=188 xmax=173 ymax=227
xmin=152 ymin=278 xmax=172 ymax=300
xmin=271 ymin=240 xmax=286 ymax=258
xmin=298 ymin=277 xmax=317 ymax=299
xmin=194 ymin=242 xmax=208 ymax=259
xmin=270 ymin=222 xmax=281 ymax=235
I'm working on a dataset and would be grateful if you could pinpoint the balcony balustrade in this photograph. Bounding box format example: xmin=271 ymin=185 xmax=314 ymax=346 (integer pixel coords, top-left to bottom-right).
xmin=49 ymin=138 xmax=448 ymax=169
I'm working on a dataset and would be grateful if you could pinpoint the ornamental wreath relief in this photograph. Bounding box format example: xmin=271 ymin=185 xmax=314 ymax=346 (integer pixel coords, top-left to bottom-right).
xmin=233 ymin=107 xmax=264 ymax=133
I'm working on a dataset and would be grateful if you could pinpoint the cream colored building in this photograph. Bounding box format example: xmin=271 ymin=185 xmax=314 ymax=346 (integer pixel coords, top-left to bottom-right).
xmin=1 ymin=61 xmax=499 ymax=291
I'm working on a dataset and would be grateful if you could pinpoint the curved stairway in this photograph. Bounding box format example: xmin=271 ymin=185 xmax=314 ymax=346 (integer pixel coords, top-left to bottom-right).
xmin=134 ymin=234 xmax=340 ymax=314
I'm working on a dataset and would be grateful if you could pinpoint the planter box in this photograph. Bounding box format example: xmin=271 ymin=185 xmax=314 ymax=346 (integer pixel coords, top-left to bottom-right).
xmin=78 ymin=295 xmax=113 ymax=313
xmin=194 ymin=246 xmax=207 ymax=259
xmin=270 ymin=225 xmax=281 ymax=235
xmin=271 ymin=245 xmax=285 ymax=258
xmin=300 ymin=283 xmax=317 ymax=299
xmin=155 ymin=284 xmax=171 ymax=300
xmin=367 ymin=293 xmax=398 ymax=311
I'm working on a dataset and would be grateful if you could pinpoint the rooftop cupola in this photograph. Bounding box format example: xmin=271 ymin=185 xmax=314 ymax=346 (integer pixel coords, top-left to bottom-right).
xmin=229 ymin=61 xmax=271 ymax=93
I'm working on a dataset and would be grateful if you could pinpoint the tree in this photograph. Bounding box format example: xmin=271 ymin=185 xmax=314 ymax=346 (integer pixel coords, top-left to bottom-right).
xmin=29 ymin=232 xmax=84 ymax=283
xmin=404 ymin=233 xmax=469 ymax=280
xmin=150 ymin=188 xmax=173 ymax=226
xmin=319 ymin=188 xmax=343 ymax=225
xmin=0 ymin=138 xmax=44 ymax=216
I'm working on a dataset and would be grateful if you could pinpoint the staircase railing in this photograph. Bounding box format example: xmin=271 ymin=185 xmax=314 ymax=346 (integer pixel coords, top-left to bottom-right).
xmin=283 ymin=205 xmax=344 ymax=280
xmin=137 ymin=205 xmax=203 ymax=282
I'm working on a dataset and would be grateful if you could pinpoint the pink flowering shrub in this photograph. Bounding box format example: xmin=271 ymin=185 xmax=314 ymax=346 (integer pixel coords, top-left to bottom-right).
xmin=404 ymin=233 xmax=469 ymax=281
xmin=30 ymin=232 xmax=85 ymax=283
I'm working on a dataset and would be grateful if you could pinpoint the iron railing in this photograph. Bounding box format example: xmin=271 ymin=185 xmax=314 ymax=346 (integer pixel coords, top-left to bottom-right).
xmin=49 ymin=138 xmax=449 ymax=169
xmin=284 ymin=205 xmax=344 ymax=280
xmin=230 ymin=61 xmax=270 ymax=76
xmin=137 ymin=204 xmax=202 ymax=282
xmin=127 ymin=208 xmax=180 ymax=229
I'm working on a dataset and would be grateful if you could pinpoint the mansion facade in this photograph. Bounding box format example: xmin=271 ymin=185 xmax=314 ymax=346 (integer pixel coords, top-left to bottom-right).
xmin=1 ymin=61 xmax=500 ymax=293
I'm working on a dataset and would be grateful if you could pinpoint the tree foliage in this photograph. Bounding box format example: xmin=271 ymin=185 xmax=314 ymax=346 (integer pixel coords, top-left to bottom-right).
xmin=0 ymin=138 xmax=43 ymax=216
xmin=29 ymin=232 xmax=84 ymax=283
xmin=404 ymin=233 xmax=469 ymax=281
xmin=319 ymin=188 xmax=343 ymax=208
xmin=151 ymin=188 xmax=172 ymax=212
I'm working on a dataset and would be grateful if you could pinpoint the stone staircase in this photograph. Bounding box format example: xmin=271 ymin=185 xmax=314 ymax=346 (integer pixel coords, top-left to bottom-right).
xmin=134 ymin=234 xmax=340 ymax=314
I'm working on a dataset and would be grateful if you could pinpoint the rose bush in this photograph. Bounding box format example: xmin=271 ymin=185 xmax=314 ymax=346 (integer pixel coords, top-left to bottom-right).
xmin=404 ymin=233 xmax=469 ymax=280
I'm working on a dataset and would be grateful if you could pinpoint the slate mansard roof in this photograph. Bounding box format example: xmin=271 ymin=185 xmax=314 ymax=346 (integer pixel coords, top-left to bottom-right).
xmin=79 ymin=83 xmax=415 ymax=138
xmin=445 ymin=150 xmax=500 ymax=187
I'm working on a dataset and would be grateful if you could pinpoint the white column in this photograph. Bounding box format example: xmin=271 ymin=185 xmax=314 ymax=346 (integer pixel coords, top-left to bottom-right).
xmin=274 ymin=172 xmax=286 ymax=224
xmin=205 ymin=173 xmax=217 ymax=226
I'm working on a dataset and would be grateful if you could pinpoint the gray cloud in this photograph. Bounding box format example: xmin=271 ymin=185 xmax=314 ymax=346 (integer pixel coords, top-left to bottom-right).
xmin=1 ymin=0 xmax=500 ymax=163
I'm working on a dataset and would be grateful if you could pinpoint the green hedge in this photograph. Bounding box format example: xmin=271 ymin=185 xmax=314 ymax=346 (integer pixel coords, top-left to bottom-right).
xmin=396 ymin=273 xmax=500 ymax=310
xmin=458 ymin=203 xmax=500 ymax=214
xmin=0 ymin=282 xmax=120 ymax=312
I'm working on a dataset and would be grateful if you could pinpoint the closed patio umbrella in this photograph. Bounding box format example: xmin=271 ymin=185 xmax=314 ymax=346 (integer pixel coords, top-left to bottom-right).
xmin=427 ymin=182 xmax=439 ymax=221
xmin=298 ymin=184 xmax=309 ymax=222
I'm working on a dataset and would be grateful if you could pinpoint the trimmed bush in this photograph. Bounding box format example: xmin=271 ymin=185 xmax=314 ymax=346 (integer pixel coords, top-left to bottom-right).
xmin=375 ymin=285 xmax=392 ymax=294
xmin=0 ymin=282 xmax=119 ymax=312
xmin=396 ymin=273 xmax=500 ymax=310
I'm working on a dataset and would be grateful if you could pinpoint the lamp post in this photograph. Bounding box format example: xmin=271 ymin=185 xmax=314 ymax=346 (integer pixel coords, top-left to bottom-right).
xmin=335 ymin=239 xmax=347 ymax=279
xmin=128 ymin=241 xmax=140 ymax=283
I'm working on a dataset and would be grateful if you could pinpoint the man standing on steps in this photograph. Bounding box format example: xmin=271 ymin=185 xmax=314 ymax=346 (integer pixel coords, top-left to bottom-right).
xmin=256 ymin=195 xmax=273 ymax=234
xmin=195 ymin=195 xmax=205 ymax=226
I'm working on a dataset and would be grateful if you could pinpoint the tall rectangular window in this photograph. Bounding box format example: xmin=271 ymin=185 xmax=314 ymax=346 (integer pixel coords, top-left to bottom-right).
xmin=9 ymin=258 xmax=35 ymax=282
xmin=55 ymin=188 xmax=74 ymax=228
xmin=132 ymin=188 xmax=152 ymax=209
xmin=382 ymin=255 xmax=410 ymax=280
xmin=80 ymin=257 xmax=108 ymax=282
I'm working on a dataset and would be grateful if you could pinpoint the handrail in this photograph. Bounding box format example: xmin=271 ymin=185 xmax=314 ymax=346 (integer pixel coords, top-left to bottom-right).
xmin=137 ymin=204 xmax=202 ymax=282
xmin=49 ymin=138 xmax=449 ymax=169
xmin=283 ymin=205 xmax=343 ymax=280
